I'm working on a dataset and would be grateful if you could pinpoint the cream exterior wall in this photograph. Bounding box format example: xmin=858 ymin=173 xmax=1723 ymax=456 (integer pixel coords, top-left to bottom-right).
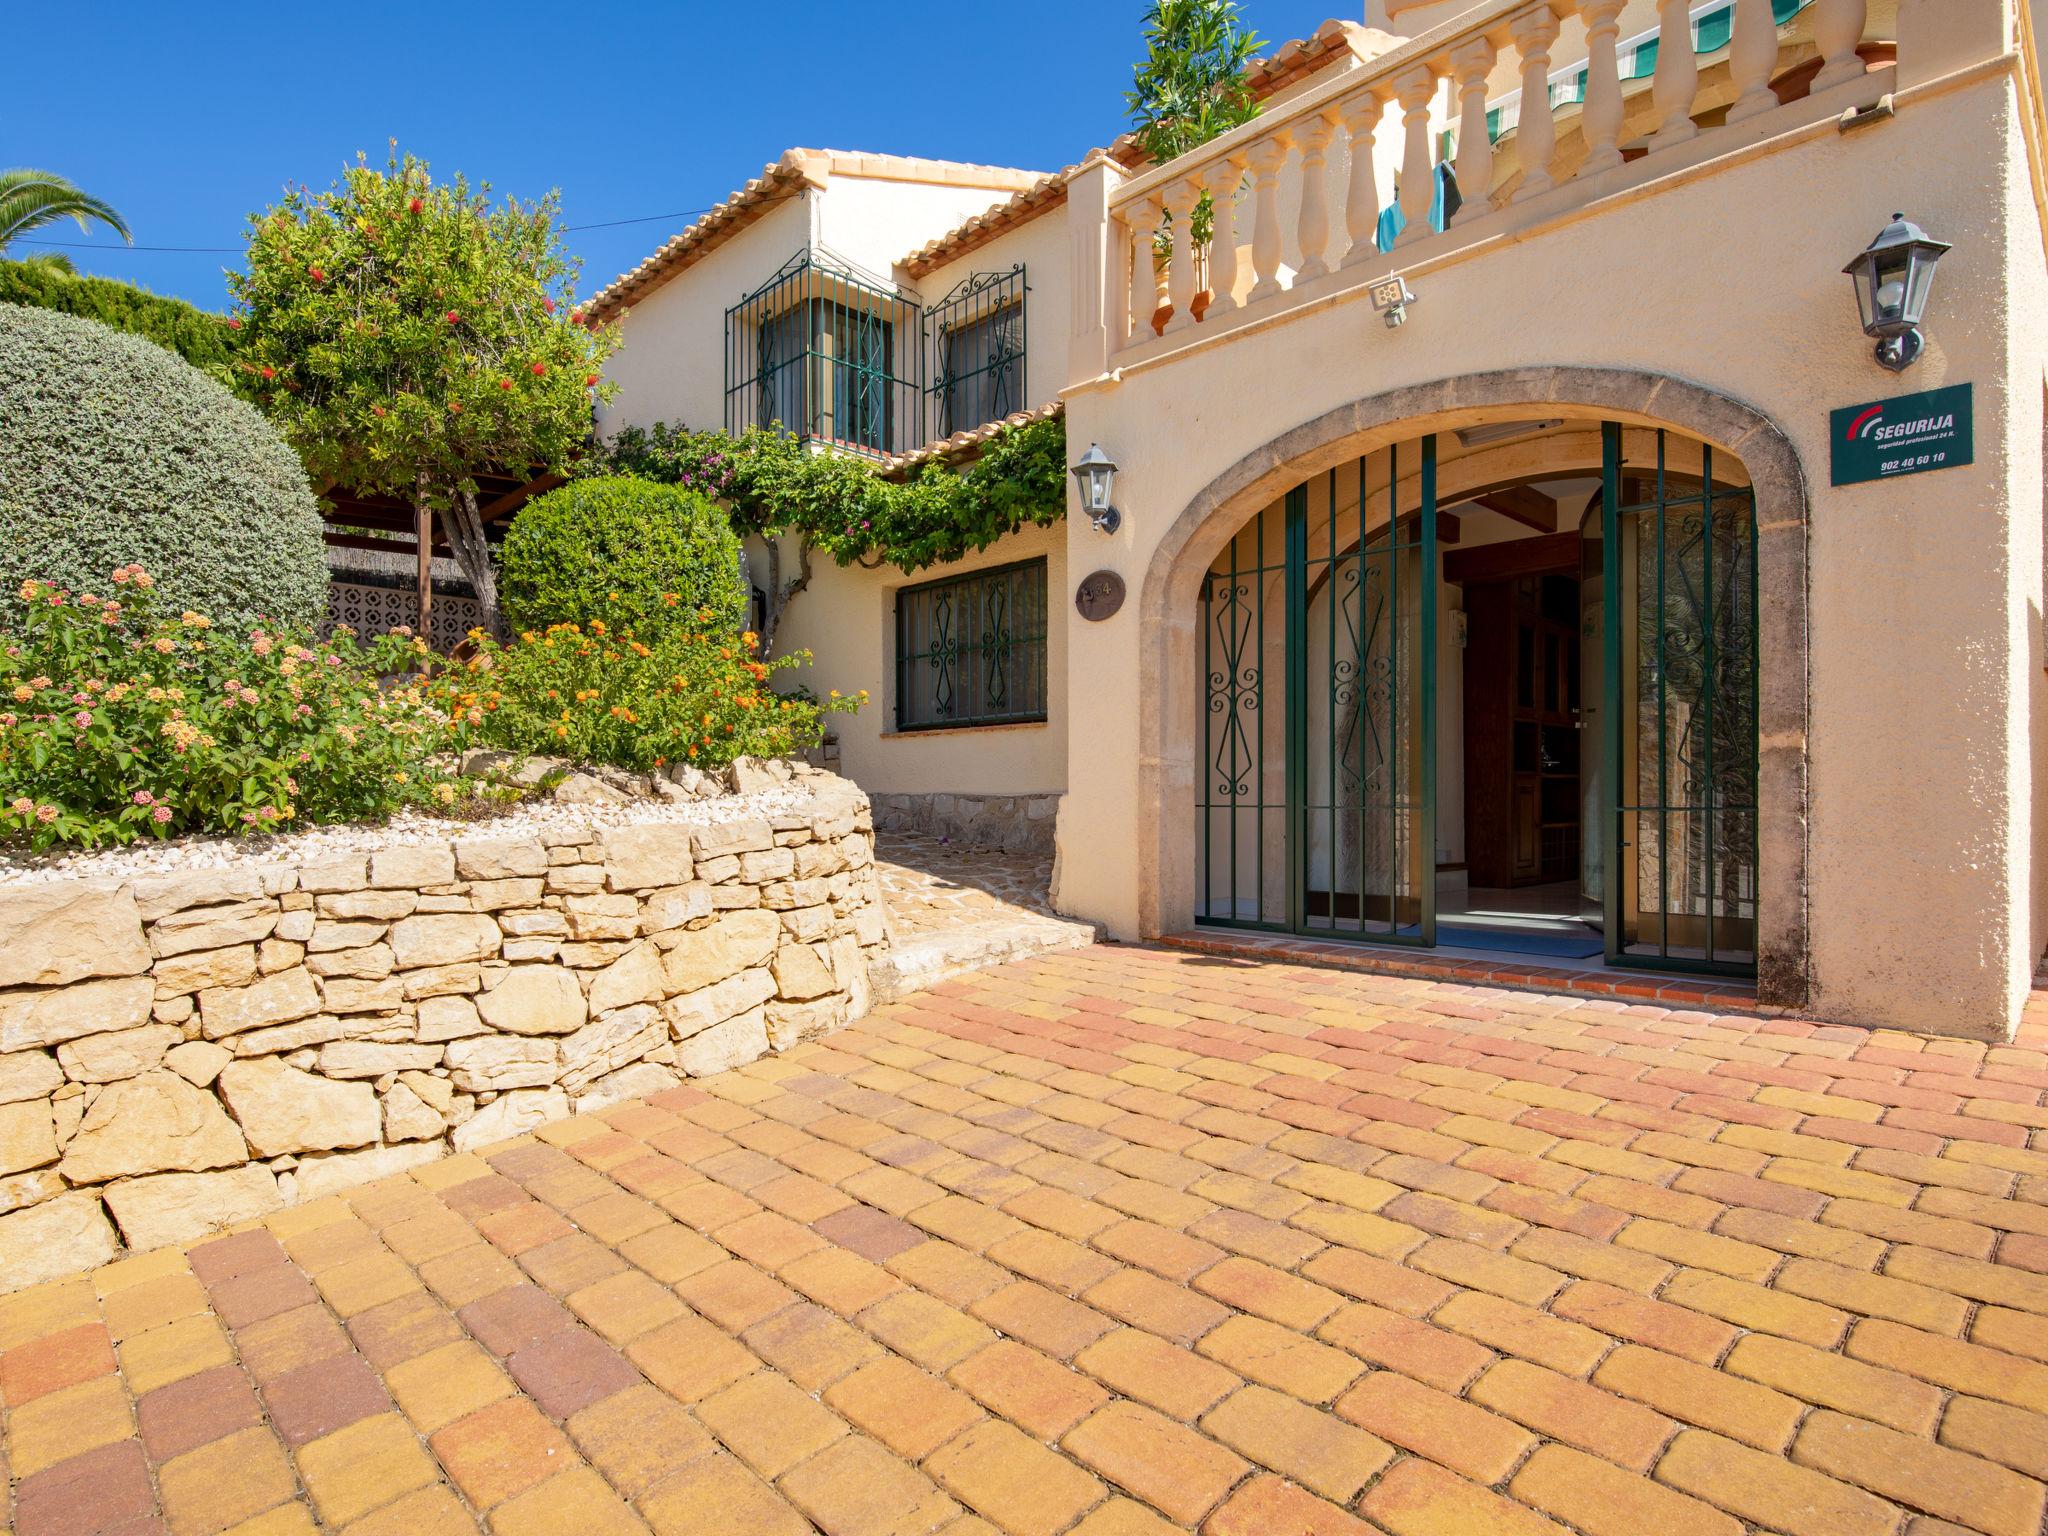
xmin=1059 ymin=49 xmax=2048 ymax=1040
xmin=761 ymin=520 xmax=1068 ymax=797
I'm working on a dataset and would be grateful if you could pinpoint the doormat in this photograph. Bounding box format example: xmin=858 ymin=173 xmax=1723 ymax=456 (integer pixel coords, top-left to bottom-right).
xmin=1437 ymin=924 xmax=1606 ymax=959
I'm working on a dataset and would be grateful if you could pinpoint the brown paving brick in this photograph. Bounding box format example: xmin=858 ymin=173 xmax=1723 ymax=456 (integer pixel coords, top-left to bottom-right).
xmin=1200 ymin=1383 xmax=1392 ymax=1502
xmin=567 ymin=1382 xmax=715 ymax=1499
xmin=744 ymin=1300 xmax=882 ymax=1390
xmin=430 ymin=1396 xmax=572 ymax=1509
xmin=1511 ymin=1443 xmax=1739 ymax=1536
xmin=135 ymin=1364 xmax=260 ymax=1463
xmin=158 ymin=1425 xmax=296 ymax=1536
xmin=1335 ymin=1367 xmax=1536 ymax=1483
xmin=1205 ymin=1475 xmax=1378 ymax=1536
xmin=1074 ymin=1327 xmax=1241 ymax=1421
xmin=814 ymin=1202 xmax=928 ymax=1261
xmin=507 ymin=1326 xmax=640 ymax=1418
xmin=625 ymin=1313 xmax=759 ymax=1402
xmin=262 ymin=1350 xmax=391 ymax=1447
xmin=1063 ymin=1399 xmax=1248 ymax=1526
xmin=637 ymin=1449 xmax=814 ymax=1536
xmin=460 ymin=1284 xmax=576 ymax=1357
xmin=474 ymin=1199 xmax=576 ymax=1256
xmin=948 ymin=1339 xmax=1105 ymax=1439
xmin=519 ymin=1232 xmax=630 ymax=1296
xmin=189 ymin=1230 xmax=288 ymax=1286
xmin=1362 ymin=1455 xmax=1570 ymax=1536
xmin=209 ymin=1265 xmax=321 ymax=1330
xmin=779 ymin=1433 xmax=960 ymax=1536
xmin=827 ymin=1353 xmax=984 ymax=1456
xmin=1654 ymin=1428 xmax=1899 ymax=1536
xmin=119 ymin=1314 xmax=235 ymax=1395
xmin=3 ymin=1322 xmax=116 ymax=1406
xmin=12 ymin=1439 xmax=156 ymax=1536
xmin=1468 ymin=1358 xmax=1676 ymax=1470
xmin=926 ymin=1418 xmax=1105 ymax=1536
xmin=10 ymin=1374 xmax=136 ymax=1478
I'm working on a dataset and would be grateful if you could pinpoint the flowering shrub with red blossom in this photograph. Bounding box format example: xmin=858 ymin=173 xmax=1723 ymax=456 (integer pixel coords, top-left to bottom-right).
xmin=0 ymin=569 xmax=459 ymax=851
xmin=430 ymin=606 xmax=863 ymax=775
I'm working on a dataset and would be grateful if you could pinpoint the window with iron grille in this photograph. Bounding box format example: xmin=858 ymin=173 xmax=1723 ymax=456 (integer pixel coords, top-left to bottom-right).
xmin=894 ymin=558 xmax=1048 ymax=731
xmin=726 ymin=253 xmax=922 ymax=456
xmin=926 ymin=266 xmax=1026 ymax=437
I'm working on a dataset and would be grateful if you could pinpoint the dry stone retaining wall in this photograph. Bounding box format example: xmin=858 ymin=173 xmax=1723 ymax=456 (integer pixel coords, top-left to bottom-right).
xmin=870 ymin=790 xmax=1059 ymax=855
xmin=0 ymin=772 xmax=885 ymax=1291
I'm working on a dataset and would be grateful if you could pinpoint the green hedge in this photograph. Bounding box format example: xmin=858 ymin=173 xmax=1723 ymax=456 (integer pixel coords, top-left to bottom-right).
xmin=500 ymin=476 xmax=749 ymax=636
xmin=0 ymin=304 xmax=328 ymax=630
xmin=0 ymin=259 xmax=244 ymax=390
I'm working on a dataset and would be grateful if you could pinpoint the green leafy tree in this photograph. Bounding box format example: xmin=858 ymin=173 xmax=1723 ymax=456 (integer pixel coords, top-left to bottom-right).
xmin=0 ymin=257 xmax=243 ymax=385
xmin=1126 ymin=0 xmax=1264 ymax=247
xmin=228 ymin=147 xmax=620 ymax=635
xmin=0 ymin=169 xmax=130 ymax=257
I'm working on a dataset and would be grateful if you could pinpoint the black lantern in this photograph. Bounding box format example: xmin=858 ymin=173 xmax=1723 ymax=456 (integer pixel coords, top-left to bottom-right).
xmin=1070 ymin=443 xmax=1122 ymax=534
xmin=1843 ymin=213 xmax=1950 ymax=372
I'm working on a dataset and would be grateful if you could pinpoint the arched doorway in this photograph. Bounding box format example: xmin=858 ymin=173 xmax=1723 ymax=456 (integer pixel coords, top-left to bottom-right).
xmin=1188 ymin=411 xmax=1770 ymax=981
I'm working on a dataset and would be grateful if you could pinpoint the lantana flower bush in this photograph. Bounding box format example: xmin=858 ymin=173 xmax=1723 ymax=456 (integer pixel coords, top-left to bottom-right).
xmin=0 ymin=568 xmax=459 ymax=850
xmin=434 ymin=604 xmax=863 ymax=774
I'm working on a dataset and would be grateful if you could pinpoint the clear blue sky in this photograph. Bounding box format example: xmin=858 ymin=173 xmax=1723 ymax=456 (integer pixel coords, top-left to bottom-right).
xmin=15 ymin=0 xmax=1313 ymax=312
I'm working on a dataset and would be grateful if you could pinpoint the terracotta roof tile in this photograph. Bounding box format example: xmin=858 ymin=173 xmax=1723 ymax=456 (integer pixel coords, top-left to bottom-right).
xmin=879 ymin=399 xmax=1064 ymax=476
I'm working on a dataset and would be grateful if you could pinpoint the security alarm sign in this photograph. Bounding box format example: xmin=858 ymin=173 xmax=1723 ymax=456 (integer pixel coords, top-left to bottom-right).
xmin=1830 ymin=383 xmax=1972 ymax=485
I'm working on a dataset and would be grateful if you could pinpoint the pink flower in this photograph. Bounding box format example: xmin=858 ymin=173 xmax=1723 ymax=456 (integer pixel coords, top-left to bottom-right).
xmin=152 ymin=806 xmax=173 ymax=823
xmin=132 ymin=791 xmax=154 ymax=805
xmin=8 ymin=798 xmax=30 ymax=815
xmin=34 ymin=805 xmax=57 ymax=823
xmin=72 ymin=711 xmax=91 ymax=729
xmin=111 ymin=569 xmax=130 ymax=585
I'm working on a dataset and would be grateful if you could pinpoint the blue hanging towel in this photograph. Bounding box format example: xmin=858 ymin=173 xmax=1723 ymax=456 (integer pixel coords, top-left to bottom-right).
xmin=1376 ymin=164 xmax=1459 ymax=253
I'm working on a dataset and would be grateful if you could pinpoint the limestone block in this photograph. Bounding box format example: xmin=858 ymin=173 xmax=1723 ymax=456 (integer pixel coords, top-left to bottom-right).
xmin=663 ymin=968 xmax=777 ymax=1042
xmin=233 ymin=1014 xmax=407 ymax=1057
xmin=150 ymin=900 xmax=280 ymax=958
xmin=794 ymin=841 xmax=848 ymax=880
xmin=476 ymin=966 xmax=586 ymax=1036
xmin=416 ymin=995 xmax=484 ymax=1042
xmin=761 ymin=879 xmax=832 ymax=911
xmin=275 ymin=910 xmax=315 ymax=943
xmin=694 ymin=855 xmax=741 ymax=884
xmin=771 ymin=943 xmax=838 ymax=1002
xmin=661 ymin=909 xmax=780 ymax=995
xmin=317 ymin=1041 xmax=442 ymax=1079
xmin=320 ymin=977 xmax=407 ymax=1015
xmin=390 ymin=914 xmax=501 ymax=969
xmin=0 ymin=882 xmax=149 ymax=987
xmin=560 ymin=1005 xmax=665 ymax=1091
xmin=257 ymin=940 xmax=305 ymax=975
xmin=452 ymin=1087 xmax=569 ymax=1152
xmin=766 ymin=997 xmax=845 ymax=1051
xmin=318 ymin=890 xmax=418 ymax=922
xmin=58 ymin=1024 xmax=180 ymax=1083
xmin=164 ymin=1040 xmax=230 ymax=1088
xmin=600 ymin=823 xmax=697 ymax=892
xmin=739 ymin=847 xmax=796 ymax=883
xmin=468 ymin=879 xmax=545 ymax=913
xmin=402 ymin=963 xmax=481 ymax=1000
xmin=49 ymin=1086 xmax=84 ymax=1148
xmin=298 ymin=856 xmax=369 ymax=893
xmin=499 ymin=909 xmax=569 ymax=938
xmin=308 ymin=920 xmax=388 ymax=954
xmin=709 ymin=886 xmax=761 ymax=911
xmin=59 ymin=1071 xmax=247 ymax=1182
xmin=380 ymin=1082 xmax=445 ymax=1142
xmin=852 ymin=906 xmax=888 ymax=947
xmin=131 ymin=869 xmax=266 ymax=922
xmin=306 ymin=944 xmax=395 ymax=981
xmin=557 ymin=942 xmax=631 ymax=968
xmin=103 ymin=1165 xmax=281 ymax=1252
xmin=401 ymin=1072 xmax=453 ymax=1111
xmin=564 ymin=893 xmax=639 ymax=941
xmin=293 ymin=1140 xmax=444 ymax=1203
xmin=641 ymin=883 xmax=713 ymax=936
xmin=152 ymin=995 xmax=194 ymax=1025
xmin=673 ymin=1006 xmax=770 ymax=1076
xmin=778 ymin=905 xmax=833 ymax=943
xmin=502 ymin=940 xmax=560 ymax=963
xmin=445 ymin=1036 xmax=558 ymax=1093
xmin=691 ymin=818 xmax=773 ymax=861
xmin=0 ymin=1100 xmax=57 ymax=1176
xmin=587 ymin=944 xmax=667 ymax=1016
xmin=455 ymin=839 xmax=547 ymax=880
xmin=216 ymin=1058 xmax=379 ymax=1157
xmin=0 ymin=975 xmax=156 ymax=1052
xmin=0 ymin=1169 xmax=64 ymax=1214
xmin=153 ymin=945 xmax=258 ymax=997
xmin=574 ymin=1061 xmax=680 ymax=1114
xmin=553 ymin=773 xmax=627 ymax=806
xmin=198 ymin=968 xmax=321 ymax=1040
xmin=366 ymin=845 xmax=454 ymax=889
xmin=0 ymin=1193 xmax=118 ymax=1292
xmin=0 ymin=1049 xmax=61 ymax=1105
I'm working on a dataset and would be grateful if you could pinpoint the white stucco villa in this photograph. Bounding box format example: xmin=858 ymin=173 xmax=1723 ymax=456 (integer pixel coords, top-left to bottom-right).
xmin=594 ymin=0 xmax=2048 ymax=1044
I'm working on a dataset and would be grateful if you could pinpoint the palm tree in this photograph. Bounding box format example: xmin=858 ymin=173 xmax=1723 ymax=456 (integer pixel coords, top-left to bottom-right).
xmin=0 ymin=169 xmax=130 ymax=260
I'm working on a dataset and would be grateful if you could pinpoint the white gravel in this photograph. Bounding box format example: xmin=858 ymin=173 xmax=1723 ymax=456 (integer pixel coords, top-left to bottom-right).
xmin=0 ymin=785 xmax=817 ymax=888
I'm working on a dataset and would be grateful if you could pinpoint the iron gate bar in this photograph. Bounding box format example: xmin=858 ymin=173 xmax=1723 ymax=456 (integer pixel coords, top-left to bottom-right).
xmin=1602 ymin=423 xmax=1625 ymax=956
xmin=1285 ymin=484 xmax=1309 ymax=934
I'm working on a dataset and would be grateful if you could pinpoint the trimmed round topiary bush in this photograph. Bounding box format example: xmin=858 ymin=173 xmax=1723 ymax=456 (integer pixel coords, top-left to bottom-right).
xmin=0 ymin=303 xmax=327 ymax=631
xmin=500 ymin=476 xmax=749 ymax=636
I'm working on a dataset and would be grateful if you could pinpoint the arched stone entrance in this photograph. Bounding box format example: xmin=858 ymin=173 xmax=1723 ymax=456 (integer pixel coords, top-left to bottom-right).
xmin=1135 ymin=368 xmax=1810 ymax=1007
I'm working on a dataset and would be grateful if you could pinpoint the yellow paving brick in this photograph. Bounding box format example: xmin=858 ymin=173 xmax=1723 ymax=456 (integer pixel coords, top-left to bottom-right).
xmin=1941 ymin=1394 xmax=2048 ymax=1481
xmin=296 ymin=1413 xmax=441 ymax=1527
xmin=159 ymin=1426 xmax=298 ymax=1536
xmin=638 ymin=1448 xmax=814 ymax=1536
xmin=1512 ymin=1444 xmax=1740 ymax=1536
xmin=1884 ymin=1243 xmax=2048 ymax=1314
xmin=1793 ymin=1410 xmax=2046 ymax=1536
xmin=1722 ymin=1333 xmax=1942 ymax=1432
xmin=1063 ymin=1400 xmax=1250 ymax=1526
xmin=1658 ymin=1270 xmax=1848 ymax=1347
xmin=1775 ymin=1257 xmax=1972 ymax=1334
xmin=1613 ymin=1220 xmax=1778 ymax=1280
xmin=1654 ymin=1429 xmax=1897 ymax=1536
xmin=1197 ymin=1314 xmax=1363 ymax=1403
xmin=491 ymin=1466 xmax=650 ymax=1536
xmin=1846 ymin=1319 xmax=2048 ymax=1411
xmin=384 ymin=1339 xmax=514 ymax=1433
xmin=694 ymin=1369 xmax=847 ymax=1479
xmin=1362 ymin=1455 xmax=1571 ymax=1536
xmin=1200 ymin=1384 xmax=1393 ymax=1503
xmin=119 ymin=1313 xmax=234 ymax=1394
xmin=1593 ymin=1345 xmax=1805 ymax=1451
xmin=5 ymin=1374 xmax=133 ymax=1477
xmin=341 ymin=1485 xmax=484 ymax=1536
xmin=1510 ymin=1226 xmax=1673 ymax=1293
xmin=925 ymin=1418 xmax=1106 ymax=1536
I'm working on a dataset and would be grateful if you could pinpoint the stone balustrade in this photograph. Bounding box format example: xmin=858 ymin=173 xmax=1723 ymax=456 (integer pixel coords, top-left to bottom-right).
xmin=0 ymin=768 xmax=886 ymax=1291
xmin=1105 ymin=0 xmax=1875 ymax=350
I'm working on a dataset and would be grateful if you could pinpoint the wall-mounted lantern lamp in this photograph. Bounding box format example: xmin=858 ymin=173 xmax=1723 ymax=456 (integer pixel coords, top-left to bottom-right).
xmin=1071 ymin=443 xmax=1122 ymax=535
xmin=1844 ymin=213 xmax=1950 ymax=372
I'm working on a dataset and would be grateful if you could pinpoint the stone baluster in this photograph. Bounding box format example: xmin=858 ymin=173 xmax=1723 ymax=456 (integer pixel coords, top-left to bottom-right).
xmin=1450 ymin=38 xmax=1499 ymax=224
xmin=1395 ymin=69 xmax=1441 ymax=248
xmin=1125 ymin=196 xmax=1163 ymax=344
xmin=1577 ymin=0 xmax=1626 ymax=176
xmin=1340 ymin=89 xmax=1385 ymax=268
xmin=1648 ymin=0 xmax=1701 ymax=149
xmin=1725 ymin=0 xmax=1781 ymax=123
xmin=1812 ymin=0 xmax=1868 ymax=90
xmin=1246 ymin=135 xmax=1291 ymax=303
xmin=1509 ymin=6 xmax=1562 ymax=200
xmin=1294 ymin=109 xmax=1341 ymax=281
xmin=1201 ymin=153 xmax=1246 ymax=317
xmin=1162 ymin=176 xmax=1203 ymax=333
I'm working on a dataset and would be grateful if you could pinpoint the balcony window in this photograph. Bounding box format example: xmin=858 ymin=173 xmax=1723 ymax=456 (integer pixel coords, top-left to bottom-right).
xmin=895 ymin=557 xmax=1048 ymax=731
xmin=926 ymin=266 xmax=1026 ymax=437
xmin=726 ymin=254 xmax=921 ymax=456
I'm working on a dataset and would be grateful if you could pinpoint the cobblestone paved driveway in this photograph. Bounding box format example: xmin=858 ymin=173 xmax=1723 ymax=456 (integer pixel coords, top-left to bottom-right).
xmin=3 ymin=944 xmax=2047 ymax=1536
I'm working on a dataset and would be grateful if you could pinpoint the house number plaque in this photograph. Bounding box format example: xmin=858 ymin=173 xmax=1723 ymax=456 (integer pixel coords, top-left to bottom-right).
xmin=1075 ymin=571 xmax=1125 ymax=621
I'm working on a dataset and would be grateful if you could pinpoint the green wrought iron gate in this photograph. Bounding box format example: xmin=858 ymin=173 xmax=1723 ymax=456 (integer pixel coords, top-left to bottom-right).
xmin=1197 ymin=438 xmax=1438 ymax=942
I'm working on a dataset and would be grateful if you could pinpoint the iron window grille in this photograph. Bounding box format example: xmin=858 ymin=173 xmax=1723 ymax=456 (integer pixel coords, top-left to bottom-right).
xmin=726 ymin=252 xmax=923 ymax=457
xmin=895 ymin=558 xmax=1048 ymax=731
xmin=925 ymin=266 xmax=1027 ymax=437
